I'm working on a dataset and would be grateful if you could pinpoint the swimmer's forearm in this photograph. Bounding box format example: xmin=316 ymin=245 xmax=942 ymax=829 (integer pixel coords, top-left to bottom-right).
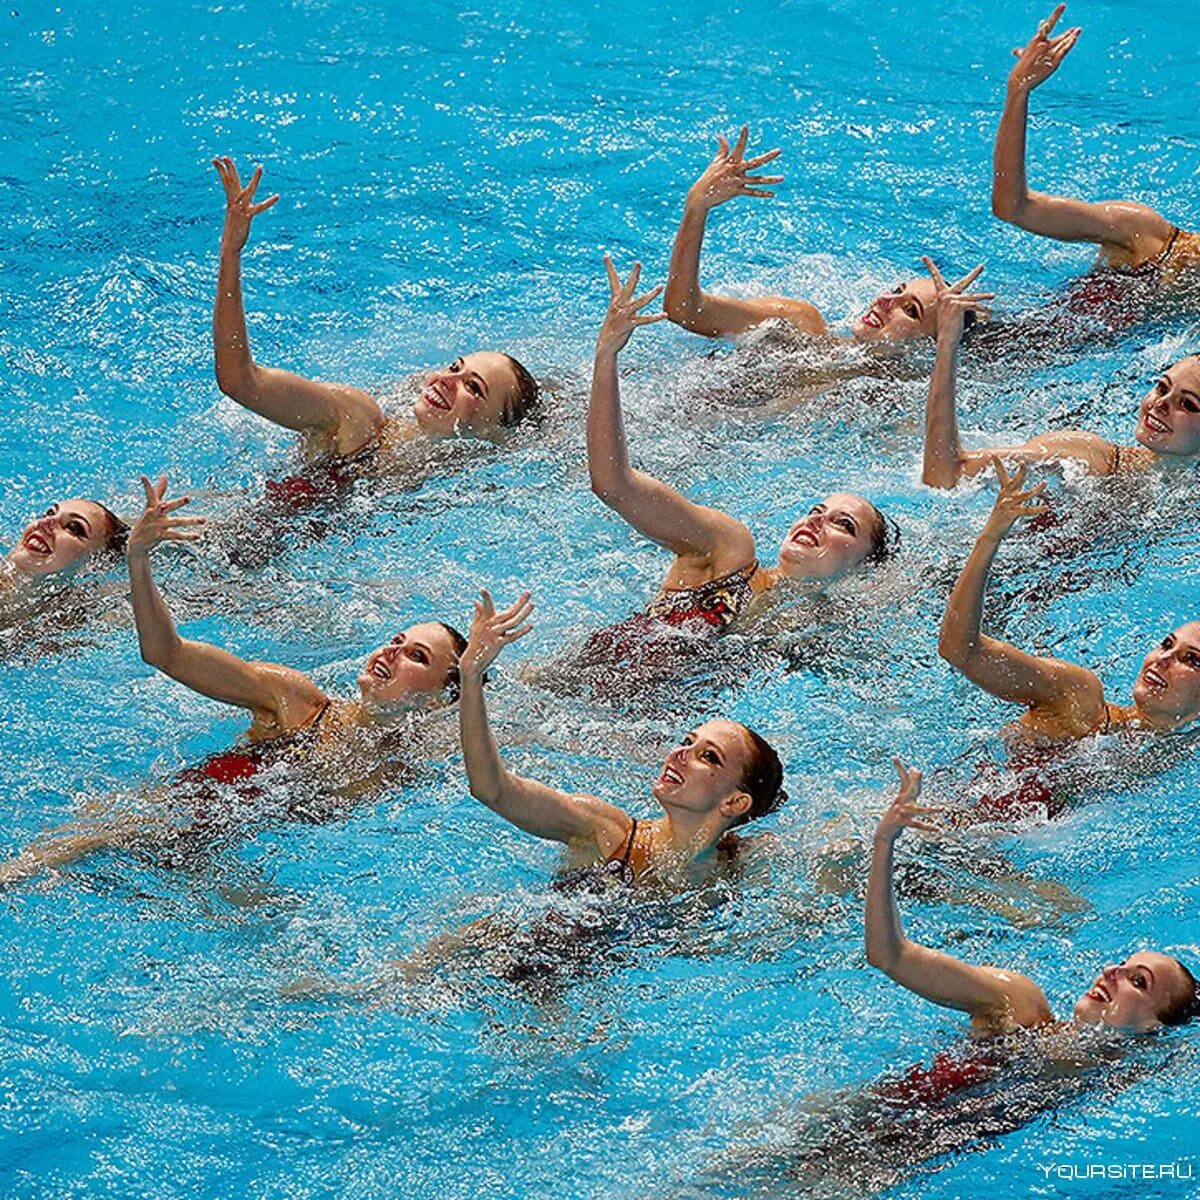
xmin=938 ymin=530 xmax=1002 ymax=666
xmin=922 ymin=327 xmax=965 ymax=489
xmin=586 ymin=348 xmax=633 ymax=500
xmin=459 ymin=671 xmax=507 ymax=807
xmin=214 ymin=244 xmax=257 ymax=396
xmin=865 ymin=833 xmax=907 ymax=973
xmin=213 ymin=246 xmax=377 ymax=438
xmin=127 ymin=548 xmax=183 ymax=669
xmin=663 ymin=201 xmax=710 ymax=331
xmin=458 ymin=671 xmax=593 ymax=842
xmin=992 ymin=86 xmax=1032 ymax=224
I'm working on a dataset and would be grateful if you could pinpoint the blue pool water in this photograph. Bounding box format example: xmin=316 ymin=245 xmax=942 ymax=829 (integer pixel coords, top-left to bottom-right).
xmin=2 ymin=1 xmax=1200 ymax=1195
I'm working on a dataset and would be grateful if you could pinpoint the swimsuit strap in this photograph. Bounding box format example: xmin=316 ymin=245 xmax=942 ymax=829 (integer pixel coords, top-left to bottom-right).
xmin=1158 ymin=225 xmax=1181 ymax=264
xmin=1109 ymin=443 xmax=1122 ymax=475
xmin=295 ymin=698 xmax=333 ymax=736
xmin=618 ymin=817 xmax=639 ymax=869
xmin=1099 ymin=703 xmax=1116 ymax=736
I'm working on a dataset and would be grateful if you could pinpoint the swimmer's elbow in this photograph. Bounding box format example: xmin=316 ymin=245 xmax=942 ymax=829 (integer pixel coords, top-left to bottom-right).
xmin=663 ymin=297 xmax=706 ymax=334
xmin=214 ymin=355 xmax=259 ymax=402
xmin=866 ymin=938 xmax=904 ymax=975
xmin=589 ymin=470 xmax=628 ymax=508
xmin=466 ymin=770 xmax=502 ymax=808
xmin=937 ymin=626 xmax=968 ymax=668
xmin=922 ymin=462 xmax=960 ymax=491
xmin=139 ymin=633 xmax=183 ymax=672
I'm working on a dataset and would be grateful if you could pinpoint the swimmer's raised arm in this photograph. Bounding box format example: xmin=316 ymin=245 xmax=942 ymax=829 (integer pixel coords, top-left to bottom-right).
xmin=128 ymin=475 xmax=327 ymax=728
xmin=922 ymin=258 xmax=1116 ymax=481
xmin=992 ymin=7 xmax=1174 ymax=264
xmin=212 ymin=157 xmax=383 ymax=456
xmin=590 ymin=256 xmax=756 ymax=564
xmin=922 ymin=259 xmax=995 ymax=489
xmin=458 ymin=591 xmax=631 ymax=850
xmin=663 ymin=127 xmax=822 ymax=339
xmin=938 ymin=463 xmax=1103 ymax=715
xmin=866 ymin=760 xmax=1052 ymax=1030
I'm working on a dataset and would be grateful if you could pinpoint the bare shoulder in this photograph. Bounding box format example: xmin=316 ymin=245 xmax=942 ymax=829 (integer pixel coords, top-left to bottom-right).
xmin=567 ymin=794 xmax=633 ymax=858
xmin=1026 ymin=429 xmax=1116 ymax=475
xmin=247 ymin=661 xmax=329 ymax=717
xmin=1038 ymin=655 xmax=1107 ymax=727
xmin=977 ymin=966 xmax=1053 ymax=1029
xmin=329 ymin=384 xmax=384 ymax=455
xmin=746 ymin=296 xmax=827 ymax=337
xmin=1095 ymin=200 xmax=1175 ymax=266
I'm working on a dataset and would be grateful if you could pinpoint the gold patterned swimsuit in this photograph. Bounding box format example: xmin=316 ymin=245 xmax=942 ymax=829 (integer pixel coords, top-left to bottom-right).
xmin=642 ymin=560 xmax=759 ymax=634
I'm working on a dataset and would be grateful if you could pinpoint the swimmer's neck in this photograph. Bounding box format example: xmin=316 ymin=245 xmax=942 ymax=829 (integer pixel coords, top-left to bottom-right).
xmin=0 ymin=557 xmax=49 ymax=596
xmin=756 ymin=566 xmax=836 ymax=593
xmin=1144 ymin=446 xmax=1200 ymax=471
xmin=1118 ymin=701 xmax=1190 ymax=733
xmin=380 ymin=415 xmax=423 ymax=447
xmin=0 ymin=558 xmax=28 ymax=596
xmin=649 ymin=807 xmax=733 ymax=865
xmin=380 ymin=414 xmax=502 ymax=451
xmin=344 ymin=694 xmax=452 ymax=730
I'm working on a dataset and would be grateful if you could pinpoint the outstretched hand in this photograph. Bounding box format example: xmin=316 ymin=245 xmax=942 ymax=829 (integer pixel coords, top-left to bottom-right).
xmin=127 ymin=475 xmax=206 ymax=556
xmin=985 ymin=459 xmax=1049 ymax=539
xmin=922 ymin=257 xmax=994 ymax=340
xmin=213 ymin=156 xmax=280 ymax=252
xmin=597 ymin=255 xmax=666 ymax=356
xmin=686 ymin=125 xmax=783 ymax=212
xmin=1008 ymin=4 xmax=1081 ymax=93
xmin=460 ymin=590 xmax=534 ymax=681
xmin=874 ymin=758 xmax=941 ymax=846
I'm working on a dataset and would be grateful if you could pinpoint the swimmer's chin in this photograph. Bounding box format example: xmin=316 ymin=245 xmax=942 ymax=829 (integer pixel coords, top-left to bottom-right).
xmin=412 ymin=399 xmax=458 ymax=439
xmin=356 ymin=680 xmax=451 ymax=718
xmin=775 ymin=550 xmax=846 ymax=583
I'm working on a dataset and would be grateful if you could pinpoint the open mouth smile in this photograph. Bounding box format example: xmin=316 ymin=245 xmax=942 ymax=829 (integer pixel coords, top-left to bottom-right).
xmin=22 ymin=531 xmax=52 ymax=556
xmin=1142 ymin=410 xmax=1171 ymax=436
xmin=861 ymin=308 xmax=884 ymax=330
xmin=1087 ymin=981 xmax=1111 ymax=1004
xmin=367 ymin=656 xmax=393 ymax=681
xmin=422 ymin=382 xmax=453 ymax=412
xmin=1141 ymin=665 xmax=1168 ymax=693
xmin=660 ymin=765 xmax=684 ymax=786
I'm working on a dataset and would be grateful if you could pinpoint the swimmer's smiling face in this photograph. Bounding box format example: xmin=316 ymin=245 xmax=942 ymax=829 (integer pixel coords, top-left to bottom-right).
xmin=413 ymin=352 xmax=523 ymax=440
xmin=777 ymin=493 xmax=880 ymax=581
xmin=9 ymin=500 xmax=113 ymax=576
xmin=651 ymin=720 xmax=754 ymax=824
xmin=1073 ymin=952 xmax=1194 ymax=1030
xmin=1134 ymin=356 xmax=1200 ymax=458
xmin=358 ymin=622 xmax=462 ymax=710
xmin=1132 ymin=623 xmax=1200 ymax=728
xmin=852 ymin=277 xmax=939 ymax=342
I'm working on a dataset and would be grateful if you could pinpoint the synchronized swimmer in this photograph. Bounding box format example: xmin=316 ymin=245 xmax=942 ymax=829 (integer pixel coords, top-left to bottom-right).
xmin=4 ymin=6 xmax=1199 ymax=1179
xmin=212 ymin=157 xmax=540 ymax=475
xmin=1 ymin=498 xmax=127 ymax=597
xmin=924 ymin=262 xmax=1200 ymax=485
xmin=0 ymin=476 xmax=468 ymax=887
xmin=586 ymin=257 xmax=893 ymax=648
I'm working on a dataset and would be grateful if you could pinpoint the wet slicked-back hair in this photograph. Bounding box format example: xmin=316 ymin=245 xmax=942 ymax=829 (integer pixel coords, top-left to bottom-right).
xmin=437 ymin=621 xmax=470 ymax=698
xmin=500 ymin=354 xmax=541 ymax=428
xmin=1161 ymin=959 xmax=1200 ymax=1026
xmin=97 ymin=504 xmax=129 ymax=557
xmin=730 ymin=724 xmax=787 ymax=828
xmin=865 ymin=501 xmax=899 ymax=565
